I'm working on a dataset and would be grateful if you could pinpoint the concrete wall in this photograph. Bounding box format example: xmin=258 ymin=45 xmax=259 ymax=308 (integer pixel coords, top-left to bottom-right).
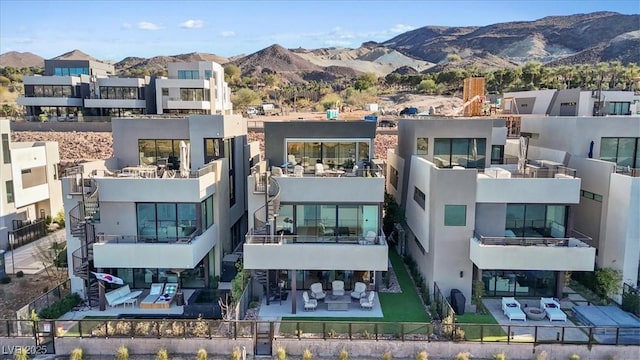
xmin=602 ymin=174 xmax=640 ymax=288
xmin=385 ymin=150 xmax=404 ymax=205
xmin=476 ymin=177 xmax=581 ymax=204
xmin=96 ymin=176 xmax=215 ymax=203
xmin=474 ymin=203 xmax=507 ymax=237
xmin=405 ymin=157 xmax=432 ymax=253
xmin=276 ymin=177 xmax=385 ymax=203
xmin=547 ymin=88 xmax=581 ymax=116
xmin=503 ymin=89 xmax=556 ymax=114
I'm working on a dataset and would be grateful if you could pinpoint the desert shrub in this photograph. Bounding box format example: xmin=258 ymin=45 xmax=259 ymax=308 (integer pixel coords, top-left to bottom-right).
xmin=195 ymin=348 xmax=208 ymax=360
xmin=115 ymin=346 xmax=129 ymax=360
xmin=339 ymin=349 xmax=349 ymax=360
xmin=494 ymin=352 xmax=506 ymax=360
xmin=39 ymin=293 xmax=82 ymax=319
xmin=70 ymin=348 xmax=83 ymax=360
xmin=416 ymin=351 xmax=428 ymax=360
xmin=16 ymin=271 xmax=24 ymax=278
xmin=275 ymin=346 xmax=287 ymax=360
xmin=302 ymin=349 xmax=313 ymax=360
xmin=534 ymin=351 xmax=549 ymax=360
xmin=210 ymin=275 xmax=219 ymax=289
xmin=569 ymin=355 xmax=580 ymax=360
xmin=13 ymin=347 xmax=28 ymax=360
xmin=156 ymin=348 xmax=169 ymax=360
xmin=52 ymin=210 xmax=65 ymax=227
xmin=230 ymin=347 xmax=243 ymax=360
xmin=382 ymin=351 xmax=393 ymax=360
xmin=455 ymin=352 xmax=471 ymax=360
xmin=1 ymin=276 xmax=11 ymax=284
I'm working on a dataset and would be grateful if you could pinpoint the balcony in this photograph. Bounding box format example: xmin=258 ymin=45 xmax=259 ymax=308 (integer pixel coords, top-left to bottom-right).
xmin=84 ymin=98 xmax=146 ymax=109
xmin=476 ymin=165 xmax=580 ymax=203
xmin=17 ymin=96 xmax=83 ymax=107
xmin=166 ymin=99 xmax=211 ymax=110
xmin=91 ymin=163 xmax=216 ymax=203
xmin=243 ymin=231 xmax=388 ymax=271
xmin=469 ymin=230 xmax=596 ymax=271
xmin=93 ymin=226 xmax=216 ymax=269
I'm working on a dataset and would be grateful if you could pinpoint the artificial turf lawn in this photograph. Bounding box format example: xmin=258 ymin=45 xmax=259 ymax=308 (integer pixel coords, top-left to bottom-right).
xmin=280 ymin=249 xmax=430 ymax=334
xmin=455 ymin=313 xmax=507 ymax=340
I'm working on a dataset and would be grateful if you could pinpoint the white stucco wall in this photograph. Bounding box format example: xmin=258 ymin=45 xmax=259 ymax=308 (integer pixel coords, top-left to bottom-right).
xmin=385 ymin=150 xmax=404 ymax=205
xmin=405 ymin=157 xmax=432 ymax=253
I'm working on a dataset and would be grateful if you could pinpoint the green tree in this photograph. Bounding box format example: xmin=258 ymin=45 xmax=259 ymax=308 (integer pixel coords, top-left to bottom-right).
xmin=231 ymin=88 xmax=261 ymax=109
xmin=319 ymin=92 xmax=342 ymax=110
xmin=224 ymin=64 xmax=241 ymax=83
xmin=595 ymin=267 xmax=623 ymax=303
xmin=416 ymin=79 xmax=441 ymax=95
xmin=446 ymin=53 xmax=462 ymax=63
xmin=354 ymin=72 xmax=378 ymax=91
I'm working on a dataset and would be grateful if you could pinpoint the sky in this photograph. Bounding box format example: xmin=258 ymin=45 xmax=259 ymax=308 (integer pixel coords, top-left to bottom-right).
xmin=1 ymin=0 xmax=638 ymax=61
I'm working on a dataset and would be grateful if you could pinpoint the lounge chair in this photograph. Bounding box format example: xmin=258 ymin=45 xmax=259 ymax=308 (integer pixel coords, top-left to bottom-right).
xmin=332 ymin=280 xmax=345 ymax=296
xmin=302 ymin=291 xmax=317 ymax=311
xmin=540 ymin=297 xmax=567 ymax=322
xmin=501 ymin=297 xmax=526 ymax=322
xmin=140 ymin=283 xmax=164 ymax=306
xmin=310 ymin=282 xmax=326 ymax=301
xmin=154 ymin=283 xmax=179 ymax=307
xmin=351 ymin=282 xmax=367 ymax=300
xmin=360 ymin=291 xmax=375 ymax=310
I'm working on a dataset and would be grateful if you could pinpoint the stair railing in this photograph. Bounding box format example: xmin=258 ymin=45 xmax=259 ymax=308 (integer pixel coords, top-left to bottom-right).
xmin=252 ymin=173 xmax=281 ymax=234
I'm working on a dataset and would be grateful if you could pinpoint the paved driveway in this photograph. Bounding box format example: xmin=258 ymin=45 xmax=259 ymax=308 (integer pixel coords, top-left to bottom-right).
xmin=3 ymin=230 xmax=66 ymax=275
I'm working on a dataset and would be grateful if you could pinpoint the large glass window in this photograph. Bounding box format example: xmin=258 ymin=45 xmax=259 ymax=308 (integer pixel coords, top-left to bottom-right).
xmin=433 ymin=138 xmax=486 ymax=169
xmin=180 ymin=88 xmax=209 ymax=101
xmin=201 ymin=195 xmax=214 ymax=229
xmin=413 ymin=187 xmax=426 ymax=209
xmin=389 ymin=166 xmax=399 ymax=189
xmin=54 ymin=67 xmax=88 ymax=76
xmin=600 ymin=137 xmax=639 ymax=168
xmin=99 ymin=87 xmax=139 ymax=99
xmin=137 ymin=203 xmax=199 ymax=242
xmin=177 ymin=70 xmax=199 ymax=79
xmin=444 ymin=205 xmax=466 ymax=226
xmin=506 ymin=204 xmax=567 ymax=238
xmin=25 ymin=85 xmax=74 ymax=98
xmin=289 ymin=204 xmax=378 ymax=239
xmin=138 ymin=139 xmax=189 ymax=166
xmin=5 ymin=181 xmax=14 ymax=203
xmin=286 ymin=140 xmax=371 ymax=173
xmin=204 ymin=138 xmax=224 ymax=163
xmin=483 ymin=270 xmax=556 ymax=297
xmin=225 ymin=138 xmax=236 ymax=206
xmin=491 ymin=145 xmax=504 ymax=164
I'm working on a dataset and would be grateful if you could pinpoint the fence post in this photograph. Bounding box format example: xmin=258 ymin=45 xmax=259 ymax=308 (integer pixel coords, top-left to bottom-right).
xmin=588 ymin=327 xmax=593 ymax=348
xmin=507 ymin=325 xmax=511 ymax=344
xmin=480 ymin=324 xmax=484 ymax=344
xmin=233 ymin=321 xmax=237 ymax=339
xmin=401 ymin=323 xmax=405 ymax=342
xmin=348 ymin=323 xmax=352 ymax=340
xmin=78 ymin=320 xmax=82 ymax=338
xmin=322 ymin=322 xmax=326 ymax=340
xmin=375 ymin=323 xmax=378 ymax=341
xmin=561 ymin=326 xmax=565 ymax=343
xmin=534 ymin=325 xmax=538 ymax=344
xmin=297 ymin=322 xmax=301 ymax=340
xmin=615 ymin=326 xmax=620 ymax=345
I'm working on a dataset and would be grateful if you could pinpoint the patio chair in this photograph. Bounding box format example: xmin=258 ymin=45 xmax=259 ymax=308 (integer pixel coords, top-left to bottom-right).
xmin=501 ymin=297 xmax=526 ymax=322
xmin=293 ymin=165 xmax=304 ymax=177
xmin=271 ymin=166 xmax=286 ymax=177
xmin=315 ymin=163 xmax=325 ymax=177
xmin=302 ymin=291 xmax=317 ymax=311
xmin=351 ymin=282 xmax=367 ymax=300
xmin=360 ymin=291 xmax=375 ymax=310
xmin=141 ymin=283 xmax=165 ymax=306
xmin=332 ymin=280 xmax=345 ymax=296
xmin=310 ymin=282 xmax=326 ymax=301
xmin=540 ymin=297 xmax=567 ymax=322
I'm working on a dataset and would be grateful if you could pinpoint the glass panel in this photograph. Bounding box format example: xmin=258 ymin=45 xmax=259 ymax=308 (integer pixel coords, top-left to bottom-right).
xmin=338 ymin=205 xmax=359 ymax=237
xmin=296 ymin=204 xmax=319 ymax=237
xmin=506 ymin=204 xmax=525 ymax=237
xmin=600 ymin=138 xmax=618 ymax=163
xmin=137 ymin=203 xmax=156 ymax=240
xmin=339 ymin=142 xmax=356 ymax=169
xmin=322 ymin=142 xmax=338 ymax=169
xmin=617 ymin=138 xmax=636 ymax=167
xmin=157 ymin=204 xmax=177 ymax=241
xmin=525 ymin=205 xmax=545 ymax=237
xmin=305 ymin=142 xmax=321 ymax=170
xmin=276 ymin=205 xmax=294 ymax=234
xmin=205 ymin=196 xmax=214 ymax=228
xmin=132 ymin=268 xmax=153 ymax=289
xmin=156 ymin=140 xmax=173 ymax=159
xmin=362 ymin=205 xmax=379 ymax=234
xmin=546 ymin=205 xmax=566 ymax=238
xmin=320 ymin=205 xmax=337 ymax=236
xmin=287 ymin=142 xmax=303 ymax=169
xmin=491 ymin=145 xmax=503 ymax=164
xmin=358 ymin=141 xmax=370 ymax=162
xmin=451 ymin=138 xmax=469 ymax=167
xmin=434 ymin=139 xmax=450 ymax=167
xmin=139 ymin=140 xmax=156 ymax=165
xmin=444 ymin=205 xmax=466 ymax=226
xmin=178 ymin=203 xmax=197 ymax=235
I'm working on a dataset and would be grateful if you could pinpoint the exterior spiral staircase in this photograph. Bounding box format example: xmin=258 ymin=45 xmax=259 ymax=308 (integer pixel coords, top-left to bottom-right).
xmin=66 ymin=166 xmax=101 ymax=306
xmin=251 ymin=171 xmax=281 ymax=302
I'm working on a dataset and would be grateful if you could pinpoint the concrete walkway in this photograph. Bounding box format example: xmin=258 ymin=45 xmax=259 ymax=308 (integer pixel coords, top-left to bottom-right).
xmin=3 ymin=230 xmax=66 ymax=275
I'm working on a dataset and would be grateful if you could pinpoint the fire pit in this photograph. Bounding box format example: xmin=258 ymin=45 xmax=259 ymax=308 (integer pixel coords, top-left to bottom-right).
xmin=525 ymin=307 xmax=546 ymax=321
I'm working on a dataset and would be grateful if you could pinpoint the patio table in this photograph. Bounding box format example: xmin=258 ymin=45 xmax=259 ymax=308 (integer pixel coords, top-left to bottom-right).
xmin=325 ymin=295 xmax=350 ymax=311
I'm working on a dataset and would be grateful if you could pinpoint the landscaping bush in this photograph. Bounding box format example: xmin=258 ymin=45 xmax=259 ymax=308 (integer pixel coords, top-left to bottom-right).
xmin=416 ymin=351 xmax=428 ymax=360
xmin=569 ymin=355 xmax=580 ymax=360
xmin=52 ymin=210 xmax=65 ymax=227
xmin=382 ymin=351 xmax=393 ymax=360
xmin=302 ymin=349 xmax=313 ymax=360
xmin=156 ymin=348 xmax=169 ymax=360
xmin=231 ymin=347 xmax=243 ymax=360
xmin=422 ymin=283 xmax=431 ymax=305
xmin=13 ymin=347 xmax=28 ymax=360
xmin=534 ymin=351 xmax=549 ymax=360
xmin=115 ymin=346 xmax=129 ymax=360
xmin=275 ymin=346 xmax=287 ymax=360
xmin=339 ymin=349 xmax=349 ymax=360
xmin=196 ymin=348 xmax=208 ymax=360
xmin=39 ymin=293 xmax=82 ymax=319
xmin=70 ymin=348 xmax=83 ymax=360
xmin=210 ymin=275 xmax=220 ymax=289
xmin=1 ymin=276 xmax=11 ymax=284
xmin=494 ymin=352 xmax=507 ymax=360
xmin=16 ymin=271 xmax=24 ymax=278
xmin=455 ymin=352 xmax=471 ymax=360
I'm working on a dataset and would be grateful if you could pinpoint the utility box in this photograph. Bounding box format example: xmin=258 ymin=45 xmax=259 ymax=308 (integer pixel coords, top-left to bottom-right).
xmin=0 ymin=250 xmax=6 ymax=278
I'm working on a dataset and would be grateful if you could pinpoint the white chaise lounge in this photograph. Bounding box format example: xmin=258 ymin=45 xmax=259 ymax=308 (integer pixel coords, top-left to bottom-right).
xmin=540 ymin=297 xmax=567 ymax=322
xmin=501 ymin=297 xmax=526 ymax=322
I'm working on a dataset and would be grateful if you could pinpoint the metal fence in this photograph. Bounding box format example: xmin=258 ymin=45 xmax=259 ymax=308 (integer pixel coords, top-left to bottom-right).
xmin=1 ymin=318 xmax=638 ymax=346
xmin=432 ymin=282 xmax=456 ymax=321
xmin=622 ymin=282 xmax=640 ymax=317
xmin=8 ymin=218 xmax=47 ymax=249
xmin=15 ymin=279 xmax=71 ymax=320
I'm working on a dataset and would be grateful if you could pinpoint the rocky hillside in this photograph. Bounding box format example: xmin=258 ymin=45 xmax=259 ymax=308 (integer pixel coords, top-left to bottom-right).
xmin=0 ymin=51 xmax=44 ymax=67
xmin=230 ymin=44 xmax=325 ymax=83
xmin=383 ymin=12 xmax=640 ymax=65
xmin=115 ymin=52 xmax=228 ymax=75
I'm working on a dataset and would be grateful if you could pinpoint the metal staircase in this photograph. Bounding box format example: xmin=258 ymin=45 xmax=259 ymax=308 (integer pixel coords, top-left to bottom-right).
xmin=252 ymin=172 xmax=281 ymax=236
xmin=66 ymin=166 xmax=100 ymax=306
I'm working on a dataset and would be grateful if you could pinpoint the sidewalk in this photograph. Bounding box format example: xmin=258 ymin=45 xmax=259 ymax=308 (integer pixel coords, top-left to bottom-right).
xmin=3 ymin=230 xmax=66 ymax=275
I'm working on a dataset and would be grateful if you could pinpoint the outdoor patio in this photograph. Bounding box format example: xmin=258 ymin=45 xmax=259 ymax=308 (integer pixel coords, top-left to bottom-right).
xmin=258 ymin=291 xmax=383 ymax=320
xmin=482 ymin=298 xmax=588 ymax=342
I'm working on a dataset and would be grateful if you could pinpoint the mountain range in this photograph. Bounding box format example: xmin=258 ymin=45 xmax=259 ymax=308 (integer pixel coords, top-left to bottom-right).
xmin=1 ymin=11 xmax=638 ymax=82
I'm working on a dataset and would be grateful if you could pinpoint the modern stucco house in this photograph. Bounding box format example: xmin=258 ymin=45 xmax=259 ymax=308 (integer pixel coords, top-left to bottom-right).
xmin=61 ymin=115 xmax=256 ymax=302
xmin=386 ymin=117 xmax=596 ymax=307
xmin=243 ymin=120 xmax=388 ymax=314
xmin=0 ymin=119 xmax=63 ymax=251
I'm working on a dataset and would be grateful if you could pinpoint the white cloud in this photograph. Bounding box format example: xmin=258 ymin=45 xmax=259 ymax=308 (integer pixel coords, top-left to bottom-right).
xmin=180 ymin=19 xmax=205 ymax=29
xmin=137 ymin=21 xmax=163 ymax=31
xmin=388 ymin=24 xmax=415 ymax=34
xmin=219 ymin=31 xmax=236 ymax=38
